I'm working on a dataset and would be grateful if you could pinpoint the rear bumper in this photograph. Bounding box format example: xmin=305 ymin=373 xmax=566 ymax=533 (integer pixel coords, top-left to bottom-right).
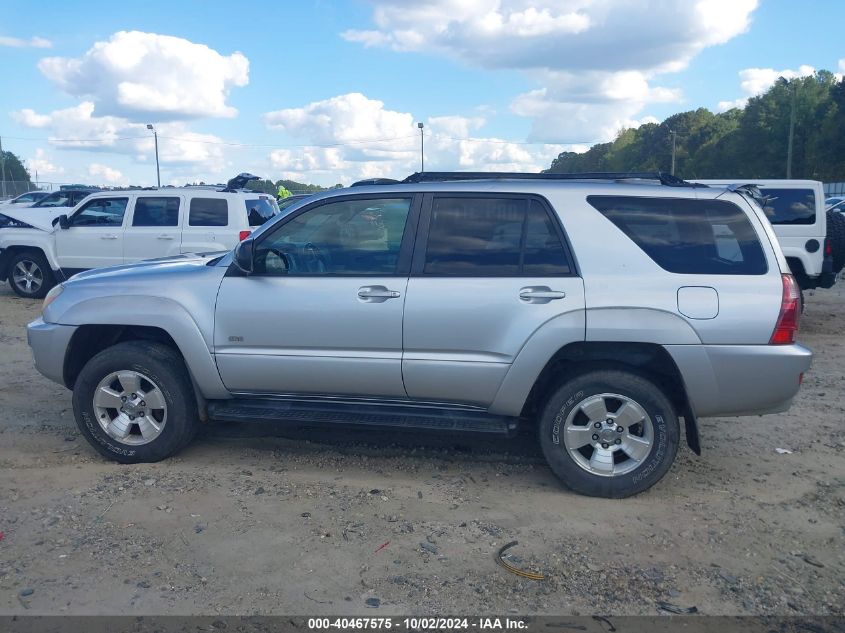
xmin=27 ymin=317 xmax=77 ymax=387
xmin=665 ymin=343 xmax=812 ymax=417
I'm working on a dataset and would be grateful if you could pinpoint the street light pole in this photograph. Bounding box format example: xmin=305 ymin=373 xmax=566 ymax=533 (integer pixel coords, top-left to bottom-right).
xmin=786 ymin=86 xmax=796 ymax=179
xmin=417 ymin=122 xmax=425 ymax=172
xmin=669 ymin=130 xmax=677 ymax=176
xmin=146 ymin=124 xmax=161 ymax=187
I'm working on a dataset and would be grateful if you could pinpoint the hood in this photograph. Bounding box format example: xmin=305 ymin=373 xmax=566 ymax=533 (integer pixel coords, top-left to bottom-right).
xmin=66 ymin=252 xmax=226 ymax=282
xmin=0 ymin=206 xmax=62 ymax=231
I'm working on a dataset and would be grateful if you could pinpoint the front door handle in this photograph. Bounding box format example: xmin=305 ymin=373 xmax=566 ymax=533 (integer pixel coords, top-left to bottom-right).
xmin=358 ymin=285 xmax=401 ymax=302
xmin=157 ymin=234 xmax=175 ymax=240
xmin=100 ymin=234 xmax=118 ymax=240
xmin=519 ymin=286 xmax=566 ymax=303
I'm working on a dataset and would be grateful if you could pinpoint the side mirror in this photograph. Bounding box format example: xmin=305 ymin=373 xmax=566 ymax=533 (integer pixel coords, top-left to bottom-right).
xmin=53 ymin=214 xmax=70 ymax=229
xmin=233 ymin=238 xmax=254 ymax=274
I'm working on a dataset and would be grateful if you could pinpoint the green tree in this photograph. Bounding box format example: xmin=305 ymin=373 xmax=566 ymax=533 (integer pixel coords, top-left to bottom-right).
xmin=1 ymin=150 xmax=35 ymax=195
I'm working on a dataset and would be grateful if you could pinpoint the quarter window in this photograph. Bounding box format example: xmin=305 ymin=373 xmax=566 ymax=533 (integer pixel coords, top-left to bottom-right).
xmin=423 ymin=197 xmax=570 ymax=276
xmin=587 ymin=196 xmax=767 ymax=275
xmin=189 ymin=198 xmax=229 ymax=226
xmin=245 ymin=197 xmax=280 ymax=226
xmin=254 ymin=198 xmax=412 ymax=275
xmin=132 ymin=197 xmax=180 ymax=227
xmin=70 ymin=198 xmax=129 ymax=227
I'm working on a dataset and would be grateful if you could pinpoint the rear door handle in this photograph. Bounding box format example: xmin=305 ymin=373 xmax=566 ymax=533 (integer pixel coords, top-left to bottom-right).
xmin=100 ymin=234 xmax=118 ymax=240
xmin=358 ymin=285 xmax=401 ymax=302
xmin=157 ymin=234 xmax=175 ymax=240
xmin=519 ymin=287 xmax=566 ymax=302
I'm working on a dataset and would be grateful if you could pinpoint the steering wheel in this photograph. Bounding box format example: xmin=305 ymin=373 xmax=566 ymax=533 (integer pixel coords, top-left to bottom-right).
xmin=303 ymin=242 xmax=329 ymax=273
xmin=255 ymin=248 xmax=291 ymax=275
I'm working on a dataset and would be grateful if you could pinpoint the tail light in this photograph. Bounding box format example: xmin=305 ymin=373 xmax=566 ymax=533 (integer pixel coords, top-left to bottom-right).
xmin=770 ymin=274 xmax=801 ymax=344
xmin=824 ymin=238 xmax=832 ymax=257
xmin=239 ymin=230 xmax=251 ymax=241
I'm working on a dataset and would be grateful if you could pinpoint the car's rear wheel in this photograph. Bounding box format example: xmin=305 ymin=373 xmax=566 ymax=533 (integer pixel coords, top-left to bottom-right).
xmin=8 ymin=250 xmax=55 ymax=299
xmin=538 ymin=369 xmax=680 ymax=498
xmin=72 ymin=341 xmax=199 ymax=463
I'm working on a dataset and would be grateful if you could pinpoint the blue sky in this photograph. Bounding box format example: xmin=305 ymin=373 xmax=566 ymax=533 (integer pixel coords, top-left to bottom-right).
xmin=1 ymin=0 xmax=843 ymax=187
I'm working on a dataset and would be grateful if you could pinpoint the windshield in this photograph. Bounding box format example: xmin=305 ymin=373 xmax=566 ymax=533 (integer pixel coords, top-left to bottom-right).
xmin=245 ymin=196 xmax=280 ymax=227
xmin=33 ymin=192 xmax=73 ymax=208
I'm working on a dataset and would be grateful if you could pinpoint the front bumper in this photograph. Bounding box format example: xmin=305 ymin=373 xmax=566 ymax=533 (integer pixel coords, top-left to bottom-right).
xmin=27 ymin=317 xmax=77 ymax=387
xmin=666 ymin=343 xmax=813 ymax=417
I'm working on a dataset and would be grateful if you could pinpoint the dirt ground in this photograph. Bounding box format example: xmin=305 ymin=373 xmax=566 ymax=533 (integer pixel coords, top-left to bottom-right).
xmin=0 ymin=280 xmax=843 ymax=617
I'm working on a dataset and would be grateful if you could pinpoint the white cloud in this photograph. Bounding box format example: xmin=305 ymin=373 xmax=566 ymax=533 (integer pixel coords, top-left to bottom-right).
xmin=344 ymin=1 xmax=758 ymax=143
xmin=264 ymin=92 xmax=565 ymax=184
xmin=840 ymin=59 xmax=845 ymax=73
xmin=715 ymin=65 xmax=816 ymax=112
xmin=12 ymin=102 xmax=227 ymax=174
xmin=37 ymin=31 xmax=249 ymax=120
xmin=0 ymin=35 xmax=52 ymax=48
xmin=88 ymin=163 xmax=126 ymax=185
xmin=26 ymin=149 xmax=64 ymax=176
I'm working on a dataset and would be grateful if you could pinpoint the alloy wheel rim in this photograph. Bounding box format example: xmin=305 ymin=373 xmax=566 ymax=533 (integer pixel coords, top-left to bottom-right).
xmin=93 ymin=370 xmax=167 ymax=445
xmin=562 ymin=392 xmax=654 ymax=477
xmin=12 ymin=260 xmax=43 ymax=294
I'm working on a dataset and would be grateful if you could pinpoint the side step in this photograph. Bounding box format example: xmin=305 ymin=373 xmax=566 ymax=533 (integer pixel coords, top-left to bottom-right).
xmin=206 ymin=397 xmax=518 ymax=436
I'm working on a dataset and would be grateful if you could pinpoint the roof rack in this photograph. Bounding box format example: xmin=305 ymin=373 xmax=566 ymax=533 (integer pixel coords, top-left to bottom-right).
xmin=350 ymin=178 xmax=401 ymax=187
xmin=398 ymin=171 xmax=704 ymax=187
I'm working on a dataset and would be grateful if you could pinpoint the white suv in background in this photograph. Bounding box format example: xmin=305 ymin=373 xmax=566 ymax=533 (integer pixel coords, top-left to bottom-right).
xmin=0 ymin=175 xmax=280 ymax=298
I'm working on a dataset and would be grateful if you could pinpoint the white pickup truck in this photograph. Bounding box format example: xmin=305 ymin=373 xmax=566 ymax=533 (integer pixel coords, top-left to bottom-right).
xmin=0 ymin=177 xmax=283 ymax=298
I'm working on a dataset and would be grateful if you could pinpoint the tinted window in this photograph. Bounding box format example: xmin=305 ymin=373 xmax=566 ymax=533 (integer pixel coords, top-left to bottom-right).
xmin=132 ymin=197 xmax=180 ymax=227
xmin=423 ymin=197 xmax=570 ymax=276
xmin=189 ymin=198 xmax=228 ymax=226
xmin=71 ymin=198 xmax=129 ymax=227
xmin=760 ymin=188 xmax=815 ymax=225
xmin=245 ymin=197 xmax=280 ymax=226
xmin=255 ymin=198 xmax=411 ymax=275
xmin=587 ymin=196 xmax=767 ymax=275
xmin=34 ymin=192 xmax=72 ymax=208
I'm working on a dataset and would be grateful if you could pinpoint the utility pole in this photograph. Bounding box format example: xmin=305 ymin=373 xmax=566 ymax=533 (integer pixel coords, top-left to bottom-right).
xmin=669 ymin=130 xmax=677 ymax=176
xmin=0 ymin=135 xmax=7 ymax=199
xmin=146 ymin=124 xmax=161 ymax=187
xmin=786 ymin=85 xmax=796 ymax=179
xmin=417 ymin=122 xmax=425 ymax=172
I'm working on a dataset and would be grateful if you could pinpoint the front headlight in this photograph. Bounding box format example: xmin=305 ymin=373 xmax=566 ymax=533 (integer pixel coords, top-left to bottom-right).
xmin=42 ymin=284 xmax=64 ymax=312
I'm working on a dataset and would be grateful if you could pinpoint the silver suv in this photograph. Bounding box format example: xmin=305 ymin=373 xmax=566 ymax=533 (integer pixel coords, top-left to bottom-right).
xmin=26 ymin=172 xmax=812 ymax=498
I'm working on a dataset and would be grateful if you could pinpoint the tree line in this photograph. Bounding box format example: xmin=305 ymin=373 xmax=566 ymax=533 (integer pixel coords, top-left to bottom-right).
xmin=545 ymin=71 xmax=845 ymax=182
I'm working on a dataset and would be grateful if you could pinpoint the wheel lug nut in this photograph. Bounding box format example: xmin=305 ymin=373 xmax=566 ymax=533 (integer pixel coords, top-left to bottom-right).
xmin=601 ymin=442 xmax=609 ymax=449
xmin=129 ymin=415 xmax=135 ymax=421
xmin=139 ymin=411 xmax=145 ymax=417
xmin=593 ymin=422 xmax=602 ymax=429
xmin=617 ymin=426 xmax=623 ymax=433
xmin=592 ymin=434 xmax=599 ymax=441
xmin=615 ymin=438 xmax=622 ymax=445
xmin=140 ymin=401 xmax=146 ymax=407
xmin=130 ymin=393 xmax=137 ymax=399
xmin=121 ymin=396 xmax=127 ymax=402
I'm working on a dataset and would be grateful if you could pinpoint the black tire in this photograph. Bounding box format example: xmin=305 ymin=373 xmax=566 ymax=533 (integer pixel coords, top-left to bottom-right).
xmin=827 ymin=210 xmax=845 ymax=274
xmin=538 ymin=370 xmax=680 ymax=498
xmin=72 ymin=341 xmax=199 ymax=463
xmin=7 ymin=250 xmax=55 ymax=299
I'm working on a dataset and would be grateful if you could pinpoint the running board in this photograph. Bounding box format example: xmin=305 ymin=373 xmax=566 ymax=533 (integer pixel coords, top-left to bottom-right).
xmin=206 ymin=397 xmax=518 ymax=436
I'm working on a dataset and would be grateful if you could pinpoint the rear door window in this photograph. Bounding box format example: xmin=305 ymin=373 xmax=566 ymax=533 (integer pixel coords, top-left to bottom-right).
xmin=422 ymin=196 xmax=571 ymax=276
xmin=132 ymin=197 xmax=180 ymax=227
xmin=245 ymin=196 xmax=280 ymax=226
xmin=189 ymin=198 xmax=229 ymax=226
xmin=587 ymin=196 xmax=767 ymax=275
xmin=759 ymin=188 xmax=815 ymax=225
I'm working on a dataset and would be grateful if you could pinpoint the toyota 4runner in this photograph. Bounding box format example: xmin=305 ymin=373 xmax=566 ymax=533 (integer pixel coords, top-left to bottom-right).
xmin=26 ymin=172 xmax=812 ymax=498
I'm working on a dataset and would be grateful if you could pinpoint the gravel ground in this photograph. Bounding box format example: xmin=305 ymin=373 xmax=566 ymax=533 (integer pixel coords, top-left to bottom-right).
xmin=0 ymin=280 xmax=843 ymax=616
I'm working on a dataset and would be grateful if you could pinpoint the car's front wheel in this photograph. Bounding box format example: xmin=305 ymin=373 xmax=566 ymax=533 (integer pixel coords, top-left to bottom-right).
xmin=72 ymin=341 xmax=199 ymax=463
xmin=8 ymin=250 xmax=55 ymax=299
xmin=538 ymin=369 xmax=680 ymax=498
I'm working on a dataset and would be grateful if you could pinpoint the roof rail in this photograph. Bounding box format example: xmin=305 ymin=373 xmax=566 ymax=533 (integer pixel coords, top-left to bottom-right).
xmin=398 ymin=171 xmax=704 ymax=187
xmin=350 ymin=178 xmax=401 ymax=187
